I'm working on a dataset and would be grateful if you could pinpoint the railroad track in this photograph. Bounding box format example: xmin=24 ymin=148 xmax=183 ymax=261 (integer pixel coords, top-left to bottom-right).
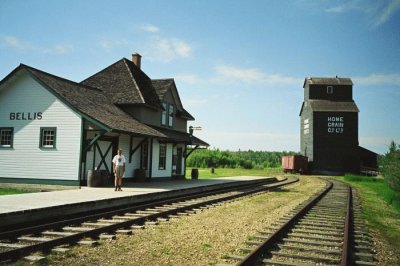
xmin=222 ymin=179 xmax=376 ymax=266
xmin=0 ymin=177 xmax=298 ymax=263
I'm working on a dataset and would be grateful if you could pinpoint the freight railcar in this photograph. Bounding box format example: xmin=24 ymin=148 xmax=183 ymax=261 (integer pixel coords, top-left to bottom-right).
xmin=281 ymin=155 xmax=309 ymax=174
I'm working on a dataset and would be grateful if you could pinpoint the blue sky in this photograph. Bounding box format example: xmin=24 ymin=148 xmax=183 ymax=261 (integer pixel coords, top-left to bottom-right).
xmin=1 ymin=0 xmax=399 ymax=154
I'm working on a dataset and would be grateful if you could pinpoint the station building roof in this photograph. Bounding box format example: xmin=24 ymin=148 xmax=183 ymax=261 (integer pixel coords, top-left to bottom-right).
xmin=0 ymin=63 xmax=208 ymax=146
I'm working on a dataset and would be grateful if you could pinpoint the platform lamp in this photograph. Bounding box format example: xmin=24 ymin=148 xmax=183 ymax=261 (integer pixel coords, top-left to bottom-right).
xmin=189 ymin=125 xmax=202 ymax=136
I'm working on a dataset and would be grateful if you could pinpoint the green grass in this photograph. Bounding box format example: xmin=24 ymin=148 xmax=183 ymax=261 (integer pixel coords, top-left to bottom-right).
xmin=343 ymin=174 xmax=400 ymax=212
xmin=0 ymin=187 xmax=34 ymax=195
xmin=335 ymin=174 xmax=400 ymax=264
xmin=185 ymin=167 xmax=283 ymax=179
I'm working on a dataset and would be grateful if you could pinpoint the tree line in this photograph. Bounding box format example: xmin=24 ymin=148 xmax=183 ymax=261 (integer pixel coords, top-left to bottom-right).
xmin=186 ymin=149 xmax=298 ymax=169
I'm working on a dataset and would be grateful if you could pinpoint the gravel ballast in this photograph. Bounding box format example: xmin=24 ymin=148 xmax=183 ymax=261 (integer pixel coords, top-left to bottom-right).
xmin=44 ymin=176 xmax=325 ymax=266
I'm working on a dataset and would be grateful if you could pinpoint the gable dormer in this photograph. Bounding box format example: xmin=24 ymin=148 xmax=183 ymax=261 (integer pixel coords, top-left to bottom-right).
xmin=152 ymin=79 xmax=194 ymax=131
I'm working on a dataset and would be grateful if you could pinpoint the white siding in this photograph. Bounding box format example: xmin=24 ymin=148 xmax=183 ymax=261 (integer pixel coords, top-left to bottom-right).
xmin=119 ymin=135 xmax=142 ymax=178
xmin=0 ymin=72 xmax=82 ymax=181
xmin=151 ymin=140 xmax=173 ymax=178
xmin=84 ymin=133 xmax=142 ymax=179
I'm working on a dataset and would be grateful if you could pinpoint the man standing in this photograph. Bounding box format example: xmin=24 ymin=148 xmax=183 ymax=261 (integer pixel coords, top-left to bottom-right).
xmin=112 ymin=148 xmax=126 ymax=191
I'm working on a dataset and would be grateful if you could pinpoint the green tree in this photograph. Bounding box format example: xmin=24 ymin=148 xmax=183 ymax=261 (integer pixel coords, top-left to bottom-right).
xmin=380 ymin=141 xmax=400 ymax=192
xmin=186 ymin=148 xmax=298 ymax=169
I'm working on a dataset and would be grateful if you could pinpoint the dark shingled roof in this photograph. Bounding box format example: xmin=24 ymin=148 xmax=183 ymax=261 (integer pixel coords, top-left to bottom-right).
xmin=309 ymin=100 xmax=359 ymax=112
xmin=81 ymin=58 xmax=161 ymax=109
xmin=152 ymin=78 xmax=195 ymax=120
xmin=152 ymin=79 xmax=172 ymax=100
xmin=149 ymin=126 xmax=209 ymax=147
xmin=20 ymin=64 xmax=164 ymax=137
xmin=1 ymin=61 xmax=208 ymax=146
xmin=304 ymin=77 xmax=353 ymax=87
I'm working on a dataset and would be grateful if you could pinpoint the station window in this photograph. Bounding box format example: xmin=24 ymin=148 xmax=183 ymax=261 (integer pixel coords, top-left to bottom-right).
xmin=327 ymin=86 xmax=334 ymax=94
xmin=161 ymin=102 xmax=175 ymax=128
xmin=40 ymin=127 xmax=57 ymax=149
xmin=0 ymin=127 xmax=13 ymax=148
xmin=168 ymin=104 xmax=174 ymax=127
xmin=159 ymin=143 xmax=166 ymax=170
xmin=161 ymin=102 xmax=167 ymax=126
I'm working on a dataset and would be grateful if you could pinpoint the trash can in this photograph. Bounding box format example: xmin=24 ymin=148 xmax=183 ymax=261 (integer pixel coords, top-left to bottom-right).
xmin=87 ymin=170 xmax=109 ymax=187
xmin=134 ymin=168 xmax=146 ymax=182
xmin=191 ymin=168 xmax=199 ymax=179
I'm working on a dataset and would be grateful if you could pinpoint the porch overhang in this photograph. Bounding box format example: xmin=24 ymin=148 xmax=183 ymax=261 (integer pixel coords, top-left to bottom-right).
xmin=148 ymin=126 xmax=209 ymax=147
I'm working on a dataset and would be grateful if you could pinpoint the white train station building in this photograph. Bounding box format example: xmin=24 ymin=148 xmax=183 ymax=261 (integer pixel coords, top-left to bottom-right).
xmin=0 ymin=53 xmax=208 ymax=186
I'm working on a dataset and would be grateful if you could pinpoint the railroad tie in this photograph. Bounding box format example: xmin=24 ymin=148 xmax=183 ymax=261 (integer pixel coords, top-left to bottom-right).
xmin=18 ymin=236 xmax=53 ymax=242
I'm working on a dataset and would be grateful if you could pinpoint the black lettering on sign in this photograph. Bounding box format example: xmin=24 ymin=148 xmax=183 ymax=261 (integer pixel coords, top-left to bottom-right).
xmin=9 ymin=112 xmax=43 ymax=120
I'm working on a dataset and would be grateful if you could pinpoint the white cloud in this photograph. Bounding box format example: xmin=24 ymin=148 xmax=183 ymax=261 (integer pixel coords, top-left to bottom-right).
xmin=325 ymin=5 xmax=347 ymax=13
xmin=323 ymin=0 xmax=400 ymax=27
xmin=147 ymin=37 xmax=193 ymax=63
xmin=174 ymin=74 xmax=200 ymax=84
xmin=99 ymin=38 xmax=129 ymax=50
xmin=1 ymin=35 xmax=73 ymax=55
xmin=213 ymin=64 xmax=301 ymax=86
xmin=44 ymin=44 xmax=74 ymax=54
xmin=214 ymin=64 xmax=265 ymax=83
xmin=353 ymin=73 xmax=400 ymax=86
xmin=139 ymin=23 xmax=160 ymax=33
xmin=374 ymin=0 xmax=400 ymax=26
xmin=1 ymin=35 xmax=33 ymax=51
xmin=183 ymin=98 xmax=208 ymax=106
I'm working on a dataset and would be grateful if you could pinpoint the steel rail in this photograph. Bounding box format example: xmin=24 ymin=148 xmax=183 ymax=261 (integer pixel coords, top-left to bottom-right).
xmin=0 ymin=177 xmax=279 ymax=240
xmin=341 ymin=185 xmax=352 ymax=266
xmin=0 ymin=177 xmax=298 ymax=262
xmin=236 ymin=180 xmax=333 ymax=266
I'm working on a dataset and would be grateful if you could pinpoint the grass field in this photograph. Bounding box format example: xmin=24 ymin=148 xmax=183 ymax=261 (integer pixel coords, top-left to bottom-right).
xmin=185 ymin=167 xmax=283 ymax=178
xmin=334 ymin=174 xmax=400 ymax=265
xmin=0 ymin=187 xmax=33 ymax=196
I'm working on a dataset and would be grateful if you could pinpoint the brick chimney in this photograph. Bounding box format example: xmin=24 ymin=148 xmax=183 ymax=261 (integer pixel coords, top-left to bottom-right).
xmin=132 ymin=53 xmax=142 ymax=69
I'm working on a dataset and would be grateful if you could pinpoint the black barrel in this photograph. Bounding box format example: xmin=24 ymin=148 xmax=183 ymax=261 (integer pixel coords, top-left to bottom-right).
xmin=191 ymin=168 xmax=199 ymax=179
xmin=87 ymin=170 xmax=108 ymax=187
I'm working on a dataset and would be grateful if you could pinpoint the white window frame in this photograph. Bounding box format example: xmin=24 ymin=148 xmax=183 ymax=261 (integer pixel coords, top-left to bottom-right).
xmin=327 ymin=86 xmax=333 ymax=94
xmin=40 ymin=127 xmax=57 ymax=149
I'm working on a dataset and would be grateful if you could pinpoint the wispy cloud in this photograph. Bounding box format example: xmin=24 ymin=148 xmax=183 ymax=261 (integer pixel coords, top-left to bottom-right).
xmin=325 ymin=5 xmax=347 ymax=13
xmin=99 ymin=38 xmax=129 ymax=50
xmin=353 ymin=73 xmax=400 ymax=86
xmin=174 ymin=74 xmax=200 ymax=84
xmin=43 ymin=44 xmax=74 ymax=54
xmin=138 ymin=23 xmax=160 ymax=33
xmin=147 ymin=37 xmax=193 ymax=63
xmin=374 ymin=0 xmax=400 ymax=26
xmin=324 ymin=0 xmax=400 ymax=27
xmin=183 ymin=98 xmax=208 ymax=107
xmin=1 ymin=35 xmax=34 ymax=51
xmin=213 ymin=64 xmax=301 ymax=86
xmin=1 ymin=35 xmax=73 ymax=54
